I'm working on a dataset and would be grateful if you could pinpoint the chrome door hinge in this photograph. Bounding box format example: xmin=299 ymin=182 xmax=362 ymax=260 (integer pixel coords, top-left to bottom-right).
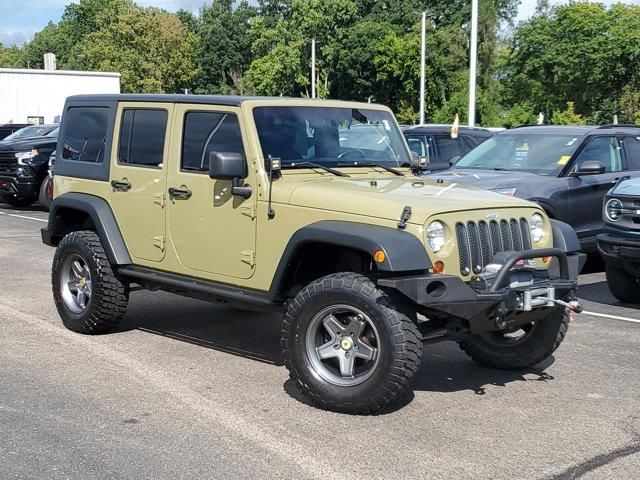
xmin=153 ymin=235 xmax=165 ymax=251
xmin=241 ymin=204 xmax=256 ymax=219
xmin=240 ymin=250 xmax=255 ymax=266
xmin=153 ymin=192 xmax=165 ymax=208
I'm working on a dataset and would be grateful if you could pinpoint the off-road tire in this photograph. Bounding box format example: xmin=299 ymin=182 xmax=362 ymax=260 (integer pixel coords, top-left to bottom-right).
xmin=606 ymin=265 xmax=640 ymax=304
xmin=39 ymin=177 xmax=53 ymax=211
xmin=52 ymin=231 xmax=129 ymax=334
xmin=458 ymin=307 xmax=568 ymax=370
xmin=0 ymin=193 xmax=35 ymax=208
xmin=282 ymin=272 xmax=422 ymax=414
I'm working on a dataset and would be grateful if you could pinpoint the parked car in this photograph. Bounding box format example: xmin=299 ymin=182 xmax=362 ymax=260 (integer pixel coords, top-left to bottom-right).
xmin=0 ymin=125 xmax=59 ymax=209
xmin=402 ymin=124 xmax=493 ymax=171
xmin=597 ymin=177 xmax=640 ymax=303
xmin=41 ymin=94 xmax=583 ymax=414
xmin=0 ymin=123 xmax=29 ymax=141
xmin=431 ymin=125 xmax=640 ymax=252
xmin=0 ymin=124 xmax=58 ymax=144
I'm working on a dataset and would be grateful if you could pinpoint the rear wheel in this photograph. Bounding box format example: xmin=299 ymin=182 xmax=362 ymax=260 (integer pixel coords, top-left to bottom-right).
xmin=0 ymin=193 xmax=35 ymax=208
xmin=606 ymin=265 xmax=640 ymax=304
xmin=458 ymin=307 xmax=568 ymax=370
xmin=282 ymin=273 xmax=422 ymax=414
xmin=52 ymin=231 xmax=129 ymax=334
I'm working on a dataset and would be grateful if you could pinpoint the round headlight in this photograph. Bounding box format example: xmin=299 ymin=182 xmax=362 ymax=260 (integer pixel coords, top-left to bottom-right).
xmin=530 ymin=213 xmax=546 ymax=244
xmin=605 ymin=198 xmax=623 ymax=222
xmin=426 ymin=221 xmax=445 ymax=252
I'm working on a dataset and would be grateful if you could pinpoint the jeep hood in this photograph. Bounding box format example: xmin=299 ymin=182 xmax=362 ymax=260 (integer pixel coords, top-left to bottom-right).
xmin=279 ymin=176 xmax=538 ymax=225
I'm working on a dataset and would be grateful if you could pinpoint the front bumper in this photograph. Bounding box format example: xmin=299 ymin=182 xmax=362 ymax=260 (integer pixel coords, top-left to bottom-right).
xmin=378 ymin=248 xmax=585 ymax=334
xmin=0 ymin=174 xmax=39 ymax=199
xmin=597 ymin=233 xmax=640 ymax=277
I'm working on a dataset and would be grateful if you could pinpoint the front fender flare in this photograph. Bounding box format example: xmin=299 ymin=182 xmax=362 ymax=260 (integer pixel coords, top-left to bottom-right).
xmin=268 ymin=220 xmax=431 ymax=299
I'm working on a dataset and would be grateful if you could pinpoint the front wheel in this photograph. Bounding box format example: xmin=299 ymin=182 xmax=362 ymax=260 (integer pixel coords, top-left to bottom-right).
xmin=457 ymin=307 xmax=568 ymax=370
xmin=282 ymin=273 xmax=422 ymax=414
xmin=39 ymin=176 xmax=53 ymax=211
xmin=606 ymin=265 xmax=640 ymax=304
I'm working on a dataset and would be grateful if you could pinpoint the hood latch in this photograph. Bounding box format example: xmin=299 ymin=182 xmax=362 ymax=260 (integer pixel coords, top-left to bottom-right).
xmin=397 ymin=206 xmax=412 ymax=229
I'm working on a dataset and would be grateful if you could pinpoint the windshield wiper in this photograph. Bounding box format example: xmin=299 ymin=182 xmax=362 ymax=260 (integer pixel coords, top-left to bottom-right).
xmin=284 ymin=161 xmax=350 ymax=177
xmin=338 ymin=161 xmax=404 ymax=176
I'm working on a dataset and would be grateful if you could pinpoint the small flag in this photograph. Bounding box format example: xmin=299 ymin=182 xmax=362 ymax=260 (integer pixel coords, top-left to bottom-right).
xmin=537 ymin=112 xmax=544 ymax=125
xmin=451 ymin=114 xmax=459 ymax=139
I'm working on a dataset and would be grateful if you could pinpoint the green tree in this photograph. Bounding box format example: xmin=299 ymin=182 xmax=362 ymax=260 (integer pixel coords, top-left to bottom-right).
xmin=551 ymin=102 xmax=585 ymax=125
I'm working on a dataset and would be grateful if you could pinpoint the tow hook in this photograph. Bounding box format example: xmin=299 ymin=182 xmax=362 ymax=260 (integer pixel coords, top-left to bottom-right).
xmin=538 ymin=296 xmax=583 ymax=321
xmin=493 ymin=302 xmax=508 ymax=330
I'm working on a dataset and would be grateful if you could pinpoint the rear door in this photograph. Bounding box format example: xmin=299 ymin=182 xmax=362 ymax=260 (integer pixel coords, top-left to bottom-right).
xmin=568 ymin=135 xmax=623 ymax=242
xmin=109 ymin=102 xmax=172 ymax=263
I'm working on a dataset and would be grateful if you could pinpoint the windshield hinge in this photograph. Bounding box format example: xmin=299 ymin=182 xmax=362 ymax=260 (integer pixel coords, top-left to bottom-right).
xmin=397 ymin=206 xmax=412 ymax=229
xmin=240 ymin=250 xmax=255 ymax=267
xmin=153 ymin=235 xmax=165 ymax=251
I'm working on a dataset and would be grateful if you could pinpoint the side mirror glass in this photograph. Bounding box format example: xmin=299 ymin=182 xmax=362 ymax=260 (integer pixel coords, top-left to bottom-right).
xmin=208 ymin=151 xmax=247 ymax=180
xmin=571 ymin=160 xmax=605 ymax=176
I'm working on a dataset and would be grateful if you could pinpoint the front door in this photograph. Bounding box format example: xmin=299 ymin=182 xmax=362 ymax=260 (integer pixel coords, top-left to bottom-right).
xmin=109 ymin=103 xmax=172 ymax=263
xmin=166 ymin=105 xmax=257 ymax=280
xmin=568 ymin=135 xmax=623 ymax=241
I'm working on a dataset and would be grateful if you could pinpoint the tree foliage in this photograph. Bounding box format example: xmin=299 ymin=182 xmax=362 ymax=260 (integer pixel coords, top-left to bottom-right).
xmin=4 ymin=0 xmax=640 ymax=126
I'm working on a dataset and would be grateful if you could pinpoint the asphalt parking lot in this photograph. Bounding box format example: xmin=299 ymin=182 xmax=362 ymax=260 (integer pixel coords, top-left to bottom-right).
xmin=1 ymin=204 xmax=639 ymax=480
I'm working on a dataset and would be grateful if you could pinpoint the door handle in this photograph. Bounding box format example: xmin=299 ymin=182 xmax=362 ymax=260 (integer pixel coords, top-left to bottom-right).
xmin=168 ymin=186 xmax=192 ymax=199
xmin=111 ymin=179 xmax=131 ymax=191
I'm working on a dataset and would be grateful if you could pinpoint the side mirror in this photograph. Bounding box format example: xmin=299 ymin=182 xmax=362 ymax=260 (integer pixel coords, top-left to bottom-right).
xmin=208 ymin=151 xmax=251 ymax=199
xmin=570 ymin=160 xmax=605 ymax=177
xmin=208 ymin=151 xmax=247 ymax=180
xmin=410 ymin=151 xmax=428 ymax=170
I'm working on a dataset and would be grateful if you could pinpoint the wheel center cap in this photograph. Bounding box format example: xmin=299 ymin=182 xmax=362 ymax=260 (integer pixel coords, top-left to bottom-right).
xmin=78 ymin=277 xmax=86 ymax=288
xmin=340 ymin=337 xmax=353 ymax=351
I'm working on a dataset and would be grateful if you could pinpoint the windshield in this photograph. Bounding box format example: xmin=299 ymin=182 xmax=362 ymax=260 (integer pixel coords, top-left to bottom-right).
xmin=45 ymin=127 xmax=59 ymax=138
xmin=454 ymin=133 xmax=583 ymax=175
xmin=2 ymin=125 xmax=56 ymax=141
xmin=253 ymin=106 xmax=410 ymax=168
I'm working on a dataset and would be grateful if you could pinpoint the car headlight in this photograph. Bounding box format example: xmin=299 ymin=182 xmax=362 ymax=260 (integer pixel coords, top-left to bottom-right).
xmin=530 ymin=213 xmax=546 ymax=243
xmin=15 ymin=149 xmax=38 ymax=165
xmin=494 ymin=187 xmax=517 ymax=196
xmin=426 ymin=221 xmax=445 ymax=252
xmin=605 ymin=198 xmax=623 ymax=222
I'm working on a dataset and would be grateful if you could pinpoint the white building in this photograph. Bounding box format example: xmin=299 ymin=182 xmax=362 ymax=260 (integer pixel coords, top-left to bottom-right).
xmin=0 ymin=67 xmax=121 ymax=124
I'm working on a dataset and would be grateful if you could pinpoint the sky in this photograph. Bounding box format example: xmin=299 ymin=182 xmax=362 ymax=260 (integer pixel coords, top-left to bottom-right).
xmin=1 ymin=0 xmax=640 ymax=47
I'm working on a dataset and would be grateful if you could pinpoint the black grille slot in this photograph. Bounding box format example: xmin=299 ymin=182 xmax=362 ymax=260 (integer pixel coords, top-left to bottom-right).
xmin=478 ymin=221 xmax=492 ymax=267
xmin=520 ymin=218 xmax=532 ymax=250
xmin=456 ymin=222 xmax=471 ymax=275
xmin=457 ymin=217 xmax=532 ymax=275
xmin=0 ymin=150 xmax=17 ymax=172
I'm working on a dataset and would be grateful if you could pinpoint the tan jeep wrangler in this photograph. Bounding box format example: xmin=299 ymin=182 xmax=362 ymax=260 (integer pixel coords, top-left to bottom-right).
xmin=42 ymin=95 xmax=584 ymax=413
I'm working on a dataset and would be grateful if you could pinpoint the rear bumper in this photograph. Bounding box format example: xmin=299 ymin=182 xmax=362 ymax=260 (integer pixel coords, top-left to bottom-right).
xmin=378 ymin=249 xmax=584 ymax=334
xmin=597 ymin=233 xmax=640 ymax=277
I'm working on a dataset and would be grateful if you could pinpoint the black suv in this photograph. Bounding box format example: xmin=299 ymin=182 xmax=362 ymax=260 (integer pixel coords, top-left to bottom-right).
xmin=0 ymin=125 xmax=59 ymax=208
xmin=597 ymin=177 xmax=640 ymax=303
xmin=402 ymin=124 xmax=494 ymax=171
xmin=432 ymin=125 xmax=640 ymax=252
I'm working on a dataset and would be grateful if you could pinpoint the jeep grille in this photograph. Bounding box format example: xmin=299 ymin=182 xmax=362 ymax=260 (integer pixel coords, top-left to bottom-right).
xmin=0 ymin=150 xmax=17 ymax=173
xmin=456 ymin=218 xmax=531 ymax=275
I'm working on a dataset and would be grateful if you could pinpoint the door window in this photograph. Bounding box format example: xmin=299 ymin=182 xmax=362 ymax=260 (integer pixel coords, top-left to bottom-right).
xmin=622 ymin=136 xmax=640 ymax=170
xmin=433 ymin=135 xmax=463 ymax=164
xmin=181 ymin=112 xmax=244 ymax=172
xmin=574 ymin=136 xmax=622 ymax=172
xmin=118 ymin=109 xmax=168 ymax=168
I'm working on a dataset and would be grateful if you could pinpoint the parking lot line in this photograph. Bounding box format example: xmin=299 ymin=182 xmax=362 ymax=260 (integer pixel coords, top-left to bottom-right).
xmin=582 ymin=310 xmax=640 ymax=324
xmin=0 ymin=211 xmax=47 ymax=223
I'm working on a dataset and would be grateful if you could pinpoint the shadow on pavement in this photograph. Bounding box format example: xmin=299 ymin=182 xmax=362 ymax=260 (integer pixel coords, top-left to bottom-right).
xmin=120 ymin=294 xmax=559 ymax=412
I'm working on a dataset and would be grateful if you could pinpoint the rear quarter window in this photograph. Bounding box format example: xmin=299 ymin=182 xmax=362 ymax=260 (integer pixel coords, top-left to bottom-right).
xmin=61 ymin=107 xmax=109 ymax=163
